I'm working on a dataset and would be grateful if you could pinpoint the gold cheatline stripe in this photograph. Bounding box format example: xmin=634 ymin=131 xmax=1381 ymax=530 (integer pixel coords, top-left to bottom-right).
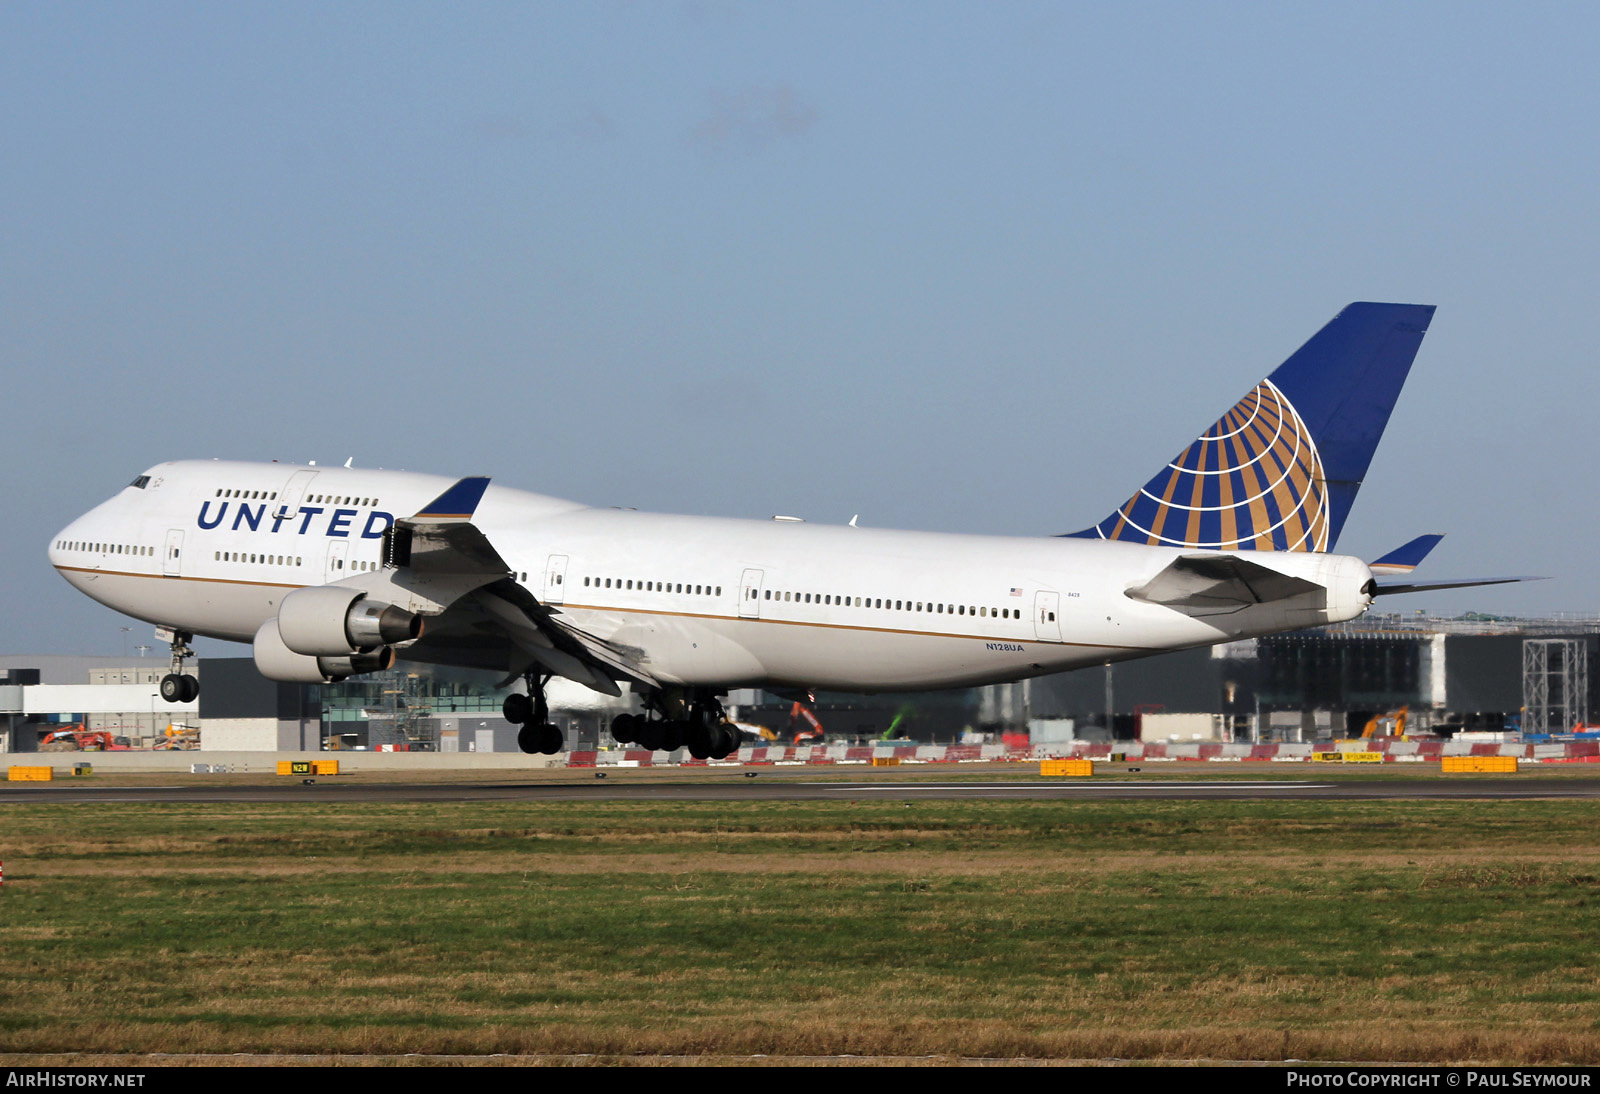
xmin=557 ymin=601 xmax=1150 ymax=651
xmin=52 ymin=566 xmax=1151 ymax=653
xmin=55 ymin=565 xmax=306 ymax=590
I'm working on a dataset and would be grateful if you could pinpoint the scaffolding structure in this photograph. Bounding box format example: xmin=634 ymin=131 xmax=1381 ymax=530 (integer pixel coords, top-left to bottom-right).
xmin=365 ymin=671 xmax=436 ymax=749
xmin=1522 ymin=639 xmax=1589 ymax=735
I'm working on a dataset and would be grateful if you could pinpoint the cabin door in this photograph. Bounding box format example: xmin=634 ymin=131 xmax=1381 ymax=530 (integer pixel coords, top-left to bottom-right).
xmin=739 ymin=569 xmax=765 ymax=619
xmin=1033 ymin=591 xmax=1061 ymax=641
xmin=543 ymin=555 xmax=569 ymax=605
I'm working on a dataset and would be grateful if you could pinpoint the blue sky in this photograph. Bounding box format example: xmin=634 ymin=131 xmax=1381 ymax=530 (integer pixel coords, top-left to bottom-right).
xmin=4 ymin=2 xmax=1595 ymax=655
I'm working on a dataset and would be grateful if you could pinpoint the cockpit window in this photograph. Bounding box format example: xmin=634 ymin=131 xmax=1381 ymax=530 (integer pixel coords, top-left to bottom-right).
xmin=129 ymin=475 xmax=150 ymax=489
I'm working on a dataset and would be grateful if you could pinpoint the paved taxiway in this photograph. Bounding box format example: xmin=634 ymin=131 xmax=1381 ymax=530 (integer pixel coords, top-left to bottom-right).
xmin=4 ymin=774 xmax=1598 ymax=804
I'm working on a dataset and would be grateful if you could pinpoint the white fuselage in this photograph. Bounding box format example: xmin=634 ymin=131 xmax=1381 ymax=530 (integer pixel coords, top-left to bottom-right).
xmin=50 ymin=460 xmax=1375 ymax=693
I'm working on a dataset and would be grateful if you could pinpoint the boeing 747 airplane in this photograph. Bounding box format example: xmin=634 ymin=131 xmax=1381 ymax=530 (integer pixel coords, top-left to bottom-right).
xmin=48 ymin=303 xmax=1520 ymax=756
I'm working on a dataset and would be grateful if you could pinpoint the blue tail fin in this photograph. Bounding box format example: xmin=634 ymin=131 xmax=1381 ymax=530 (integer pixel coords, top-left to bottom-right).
xmin=1063 ymin=302 xmax=1435 ymax=552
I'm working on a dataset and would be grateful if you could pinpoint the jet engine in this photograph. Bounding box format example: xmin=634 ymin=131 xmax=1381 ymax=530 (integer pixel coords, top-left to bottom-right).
xmin=276 ymin=585 xmax=422 ymax=656
xmin=253 ymin=619 xmax=398 ymax=683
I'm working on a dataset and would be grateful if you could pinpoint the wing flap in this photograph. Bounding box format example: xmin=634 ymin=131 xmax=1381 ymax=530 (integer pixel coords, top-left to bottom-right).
xmin=472 ymin=580 xmax=655 ymax=695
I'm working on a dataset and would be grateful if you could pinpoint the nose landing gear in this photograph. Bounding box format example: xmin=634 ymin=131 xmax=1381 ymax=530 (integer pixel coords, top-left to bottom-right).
xmin=158 ymin=629 xmax=199 ymax=704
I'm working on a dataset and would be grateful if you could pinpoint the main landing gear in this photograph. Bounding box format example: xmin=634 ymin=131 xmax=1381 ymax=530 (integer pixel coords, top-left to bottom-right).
xmin=503 ymin=673 xmax=564 ymax=755
xmin=158 ymin=630 xmax=200 ymax=704
xmin=609 ymin=691 xmax=742 ymax=760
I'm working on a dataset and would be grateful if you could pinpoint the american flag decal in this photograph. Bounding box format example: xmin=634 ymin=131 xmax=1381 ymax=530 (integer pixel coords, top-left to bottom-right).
xmin=1009 ymin=587 xmax=1023 ymax=597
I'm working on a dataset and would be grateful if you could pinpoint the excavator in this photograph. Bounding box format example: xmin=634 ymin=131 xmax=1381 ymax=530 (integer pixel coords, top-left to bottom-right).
xmin=38 ymin=725 xmax=129 ymax=751
xmin=789 ymin=702 xmax=826 ymax=745
xmin=1360 ymin=706 xmax=1409 ymax=740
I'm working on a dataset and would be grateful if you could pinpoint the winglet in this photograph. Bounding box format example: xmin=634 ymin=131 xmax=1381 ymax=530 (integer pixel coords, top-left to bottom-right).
xmin=412 ymin=477 xmax=492 ymax=522
xmin=1370 ymin=534 xmax=1445 ymax=575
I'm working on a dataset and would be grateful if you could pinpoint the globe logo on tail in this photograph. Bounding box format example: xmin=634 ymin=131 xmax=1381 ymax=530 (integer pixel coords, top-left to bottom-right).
xmin=1093 ymin=380 xmax=1330 ymax=552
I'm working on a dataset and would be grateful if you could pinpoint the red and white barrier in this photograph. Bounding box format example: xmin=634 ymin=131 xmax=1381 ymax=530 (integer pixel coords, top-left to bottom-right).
xmin=570 ymin=738 xmax=1600 ymax=767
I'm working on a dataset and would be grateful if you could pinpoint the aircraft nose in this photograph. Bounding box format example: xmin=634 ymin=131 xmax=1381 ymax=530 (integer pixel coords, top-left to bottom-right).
xmin=49 ymin=517 xmax=83 ymax=568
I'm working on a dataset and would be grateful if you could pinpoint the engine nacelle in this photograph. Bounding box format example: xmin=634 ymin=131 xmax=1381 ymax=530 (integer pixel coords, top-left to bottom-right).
xmin=252 ymin=620 xmax=399 ymax=684
xmin=318 ymin=647 xmax=396 ymax=677
xmin=276 ymin=585 xmax=422 ymax=656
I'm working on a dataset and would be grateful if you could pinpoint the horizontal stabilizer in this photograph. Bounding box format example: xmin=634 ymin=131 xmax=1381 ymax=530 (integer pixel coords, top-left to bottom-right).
xmin=1126 ymin=554 xmax=1326 ymax=617
xmin=1374 ymin=575 xmax=1543 ymax=596
xmin=1370 ymin=534 xmax=1444 ymax=574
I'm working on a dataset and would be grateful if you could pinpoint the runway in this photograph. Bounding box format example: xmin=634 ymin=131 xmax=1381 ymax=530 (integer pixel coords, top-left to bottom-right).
xmin=5 ymin=773 xmax=1599 ymax=804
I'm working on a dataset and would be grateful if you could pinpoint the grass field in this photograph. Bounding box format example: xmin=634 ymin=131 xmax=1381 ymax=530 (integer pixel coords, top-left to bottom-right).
xmin=4 ymin=781 xmax=1600 ymax=1063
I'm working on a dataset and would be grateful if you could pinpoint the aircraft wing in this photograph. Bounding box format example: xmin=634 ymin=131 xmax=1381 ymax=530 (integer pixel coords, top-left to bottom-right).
xmin=470 ymin=579 xmax=654 ymax=695
xmin=364 ymin=476 xmax=655 ymax=695
xmin=394 ymin=476 xmax=508 ymax=576
xmin=1125 ymin=554 xmax=1327 ymax=616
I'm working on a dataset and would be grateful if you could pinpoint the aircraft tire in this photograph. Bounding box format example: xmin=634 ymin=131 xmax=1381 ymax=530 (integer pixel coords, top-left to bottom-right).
xmin=635 ymin=721 xmax=662 ymax=751
xmin=517 ymin=725 xmax=540 ymax=754
xmin=539 ymin=723 xmax=564 ymax=754
xmin=661 ymin=720 xmax=685 ymax=752
xmin=610 ymin=713 xmax=637 ymax=745
xmin=159 ymin=674 xmax=182 ymax=703
xmin=178 ymin=675 xmax=200 ymax=703
xmin=503 ymin=693 xmax=532 ymax=725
